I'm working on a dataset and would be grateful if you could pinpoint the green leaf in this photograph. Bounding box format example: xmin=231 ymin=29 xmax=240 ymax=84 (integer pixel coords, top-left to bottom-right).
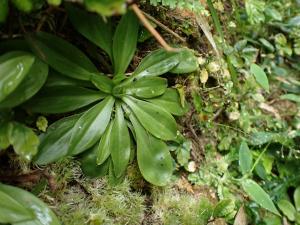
xmin=148 ymin=88 xmax=188 ymax=116
xmin=242 ymin=179 xmax=280 ymax=216
xmin=114 ymin=77 xmax=167 ymax=99
xmin=45 ymin=70 xmax=94 ymax=88
xmin=0 ymin=183 xmax=61 ymax=225
xmin=26 ymin=32 xmax=98 ymax=80
xmin=80 ymin=146 xmax=110 ymax=178
xmin=239 ymin=141 xmax=253 ymax=175
xmin=0 ymin=121 xmax=11 ymax=150
xmin=199 ymin=197 xmax=214 ymax=223
xmin=90 ymin=74 xmax=114 ymax=94
xmin=277 ymin=199 xmax=296 ymax=221
xmin=130 ymin=115 xmax=173 ymax=186
xmin=96 ymin=121 xmax=113 ymax=165
xmin=132 ymin=49 xmax=179 ymax=79
xmin=280 ymin=94 xmax=300 ymax=103
xmin=84 ymin=0 xmax=126 ymax=17
xmin=110 ymin=103 xmax=131 ymax=178
xmin=0 ymin=57 xmax=48 ymax=108
xmin=250 ymin=64 xmax=269 ymax=92
xmin=294 ymin=186 xmax=300 ymax=211
xmin=0 ymin=51 xmax=35 ymax=102
xmin=25 ymin=85 xmax=106 ymax=114
xmin=69 ymin=96 xmax=115 ymax=155
xmin=0 ymin=189 xmax=33 ymax=224
xmin=113 ymin=10 xmax=139 ymax=75
xmin=213 ymin=199 xmax=236 ymax=218
xmin=9 ymin=122 xmax=39 ymax=161
xmin=34 ymin=114 xmax=81 ymax=165
xmin=66 ymin=4 xmax=113 ymax=59
xmin=169 ymin=49 xmax=199 ymax=74
xmin=123 ymin=96 xmax=178 ymax=141
xmin=249 ymin=132 xmax=275 ymax=146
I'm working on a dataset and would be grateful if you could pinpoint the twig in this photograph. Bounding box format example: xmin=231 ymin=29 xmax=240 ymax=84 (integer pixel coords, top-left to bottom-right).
xmin=130 ymin=4 xmax=176 ymax=52
xmin=142 ymin=12 xmax=186 ymax=43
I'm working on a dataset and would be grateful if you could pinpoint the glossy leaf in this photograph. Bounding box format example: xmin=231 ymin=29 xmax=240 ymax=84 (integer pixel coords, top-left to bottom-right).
xmin=170 ymin=49 xmax=199 ymax=74
xmin=250 ymin=64 xmax=269 ymax=92
xmin=69 ymin=96 xmax=115 ymax=155
xmin=113 ymin=10 xmax=139 ymax=75
xmin=0 ymin=51 xmax=35 ymax=102
xmin=294 ymin=186 xmax=300 ymax=211
xmin=96 ymin=121 xmax=113 ymax=165
xmin=81 ymin=145 xmax=110 ymax=178
xmin=277 ymin=199 xmax=296 ymax=221
xmin=114 ymin=77 xmax=167 ymax=98
xmin=110 ymin=103 xmax=131 ymax=178
xmin=0 ymin=189 xmax=33 ymax=224
xmin=130 ymin=115 xmax=173 ymax=186
xmin=239 ymin=141 xmax=253 ymax=175
xmin=34 ymin=114 xmax=81 ymax=165
xmin=66 ymin=4 xmax=113 ymax=58
xmin=26 ymin=85 xmax=105 ymax=114
xmin=26 ymin=32 xmax=98 ymax=80
xmin=45 ymin=71 xmax=93 ymax=88
xmin=123 ymin=96 xmax=178 ymax=141
xmin=132 ymin=49 xmax=179 ymax=79
xmin=242 ymin=179 xmax=280 ymax=216
xmin=9 ymin=122 xmax=39 ymax=161
xmin=0 ymin=57 xmax=48 ymax=108
xmin=148 ymin=88 xmax=188 ymax=116
xmin=90 ymin=74 xmax=113 ymax=94
xmin=280 ymin=94 xmax=300 ymax=103
xmin=0 ymin=183 xmax=61 ymax=225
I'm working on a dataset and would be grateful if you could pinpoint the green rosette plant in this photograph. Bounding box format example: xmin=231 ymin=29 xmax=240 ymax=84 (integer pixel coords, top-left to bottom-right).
xmin=26 ymin=7 xmax=198 ymax=186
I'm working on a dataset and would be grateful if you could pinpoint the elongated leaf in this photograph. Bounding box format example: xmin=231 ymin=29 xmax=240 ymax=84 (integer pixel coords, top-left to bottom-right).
xmin=90 ymin=74 xmax=113 ymax=93
xmin=148 ymin=88 xmax=188 ymax=116
xmin=170 ymin=49 xmax=199 ymax=74
xmin=0 ymin=183 xmax=61 ymax=225
xmin=26 ymin=32 xmax=97 ymax=80
xmin=280 ymin=94 xmax=300 ymax=103
xmin=277 ymin=199 xmax=296 ymax=221
xmin=9 ymin=122 xmax=39 ymax=161
xmin=0 ymin=52 xmax=35 ymax=102
xmin=45 ymin=70 xmax=94 ymax=88
xmin=123 ymin=96 xmax=178 ymax=141
xmin=25 ymin=85 xmax=105 ymax=114
xmin=114 ymin=77 xmax=167 ymax=98
xmin=97 ymin=121 xmax=113 ymax=165
xmin=81 ymin=145 xmax=110 ymax=178
xmin=34 ymin=114 xmax=81 ymax=165
xmin=250 ymin=64 xmax=269 ymax=92
xmin=242 ymin=179 xmax=280 ymax=216
xmin=0 ymin=189 xmax=33 ymax=224
xmin=239 ymin=141 xmax=253 ymax=175
xmin=113 ymin=10 xmax=139 ymax=75
xmin=130 ymin=115 xmax=173 ymax=186
xmin=294 ymin=186 xmax=300 ymax=211
xmin=213 ymin=199 xmax=236 ymax=217
xmin=69 ymin=97 xmax=115 ymax=155
xmin=132 ymin=49 xmax=179 ymax=79
xmin=110 ymin=103 xmax=131 ymax=178
xmin=0 ymin=57 xmax=48 ymax=108
xmin=66 ymin=4 xmax=113 ymax=58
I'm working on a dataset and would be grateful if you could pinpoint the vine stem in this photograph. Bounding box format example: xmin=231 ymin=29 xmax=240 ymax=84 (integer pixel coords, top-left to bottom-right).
xmin=130 ymin=3 xmax=176 ymax=52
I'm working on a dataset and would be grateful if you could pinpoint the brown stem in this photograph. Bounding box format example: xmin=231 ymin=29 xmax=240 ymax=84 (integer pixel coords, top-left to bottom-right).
xmin=130 ymin=4 xmax=176 ymax=52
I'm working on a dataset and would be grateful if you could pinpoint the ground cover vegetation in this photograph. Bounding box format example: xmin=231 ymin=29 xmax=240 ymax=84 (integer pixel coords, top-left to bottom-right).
xmin=0 ymin=0 xmax=299 ymax=224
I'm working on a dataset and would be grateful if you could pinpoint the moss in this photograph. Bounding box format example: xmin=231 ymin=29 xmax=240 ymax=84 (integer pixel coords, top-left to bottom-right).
xmin=152 ymin=187 xmax=209 ymax=225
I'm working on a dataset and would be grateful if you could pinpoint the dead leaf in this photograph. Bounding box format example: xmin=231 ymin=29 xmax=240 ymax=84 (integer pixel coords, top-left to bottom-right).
xmin=233 ymin=205 xmax=247 ymax=225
